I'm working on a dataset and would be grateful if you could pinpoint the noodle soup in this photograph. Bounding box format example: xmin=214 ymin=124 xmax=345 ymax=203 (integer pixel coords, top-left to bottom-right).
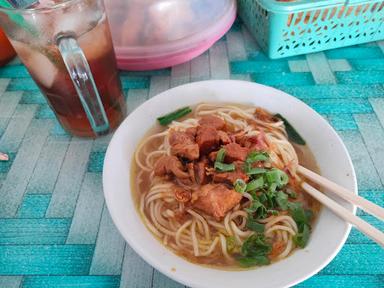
xmin=132 ymin=103 xmax=320 ymax=269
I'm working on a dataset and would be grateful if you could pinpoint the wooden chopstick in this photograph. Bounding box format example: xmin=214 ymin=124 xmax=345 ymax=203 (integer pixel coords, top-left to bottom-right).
xmin=297 ymin=166 xmax=384 ymax=247
xmin=298 ymin=165 xmax=384 ymax=221
xmin=301 ymin=182 xmax=384 ymax=247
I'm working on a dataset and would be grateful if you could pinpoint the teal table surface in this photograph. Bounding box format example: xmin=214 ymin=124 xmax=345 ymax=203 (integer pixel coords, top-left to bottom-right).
xmin=0 ymin=19 xmax=384 ymax=288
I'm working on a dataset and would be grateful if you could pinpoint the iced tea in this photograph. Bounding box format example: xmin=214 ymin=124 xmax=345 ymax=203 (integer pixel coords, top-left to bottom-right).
xmin=0 ymin=0 xmax=126 ymax=137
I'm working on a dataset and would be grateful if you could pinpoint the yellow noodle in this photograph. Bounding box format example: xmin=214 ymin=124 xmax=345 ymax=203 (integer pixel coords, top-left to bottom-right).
xmin=135 ymin=131 xmax=168 ymax=171
xmin=231 ymin=221 xmax=253 ymax=239
xmin=175 ymin=220 xmax=193 ymax=248
xmin=135 ymin=103 xmax=314 ymax=265
xmin=278 ymin=237 xmax=294 ymax=259
xmin=200 ymin=237 xmax=220 ymax=257
xmin=224 ymin=212 xmax=233 ymax=236
xmin=219 ymin=234 xmax=232 ymax=260
xmin=187 ymin=209 xmax=211 ymax=241
xmin=191 ymin=220 xmax=199 ymax=256
xmin=265 ymin=225 xmax=296 ymax=236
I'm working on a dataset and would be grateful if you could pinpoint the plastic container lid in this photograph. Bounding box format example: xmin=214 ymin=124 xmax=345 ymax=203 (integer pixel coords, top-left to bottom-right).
xmin=257 ymin=0 xmax=347 ymax=13
xmin=105 ymin=0 xmax=236 ymax=71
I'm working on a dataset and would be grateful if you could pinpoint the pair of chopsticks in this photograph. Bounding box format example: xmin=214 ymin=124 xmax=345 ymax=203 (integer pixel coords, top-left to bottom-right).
xmin=297 ymin=166 xmax=384 ymax=247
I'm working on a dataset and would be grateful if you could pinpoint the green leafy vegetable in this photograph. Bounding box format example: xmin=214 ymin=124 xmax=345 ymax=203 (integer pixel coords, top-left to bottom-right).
xmin=276 ymin=191 xmax=289 ymax=210
xmin=258 ymin=193 xmax=267 ymax=203
xmin=245 ymin=198 xmax=267 ymax=219
xmin=237 ymin=234 xmax=272 ymax=267
xmin=268 ymin=182 xmax=278 ymax=194
xmin=305 ymin=209 xmax=314 ymax=222
xmin=246 ymin=177 xmax=264 ymax=192
xmin=214 ymin=162 xmax=235 ymax=172
xmin=274 ymin=114 xmax=306 ymax=145
xmin=216 ymin=148 xmax=226 ymax=163
xmin=293 ymin=224 xmax=310 ymax=248
xmin=288 ymin=202 xmax=308 ymax=224
xmin=234 ymin=179 xmax=247 ymax=194
xmin=264 ymin=188 xmax=277 ymax=208
xmin=241 ymin=234 xmax=271 ymax=258
xmin=246 ymin=217 xmax=265 ymax=233
xmin=288 ymin=202 xmax=313 ymax=248
xmin=237 ymin=256 xmax=270 ymax=267
xmin=157 ymin=107 xmax=192 ymax=126
xmin=267 ymin=209 xmax=279 ymax=216
xmin=265 ymin=168 xmax=289 ymax=188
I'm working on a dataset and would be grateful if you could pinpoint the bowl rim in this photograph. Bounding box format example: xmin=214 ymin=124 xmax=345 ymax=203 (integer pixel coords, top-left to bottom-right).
xmin=103 ymin=80 xmax=357 ymax=288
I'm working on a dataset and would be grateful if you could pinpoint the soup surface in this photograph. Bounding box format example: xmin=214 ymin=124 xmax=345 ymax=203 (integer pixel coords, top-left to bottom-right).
xmin=132 ymin=103 xmax=320 ymax=269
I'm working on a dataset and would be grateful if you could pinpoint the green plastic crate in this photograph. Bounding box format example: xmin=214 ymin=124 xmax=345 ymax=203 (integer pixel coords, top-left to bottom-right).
xmin=238 ymin=0 xmax=384 ymax=58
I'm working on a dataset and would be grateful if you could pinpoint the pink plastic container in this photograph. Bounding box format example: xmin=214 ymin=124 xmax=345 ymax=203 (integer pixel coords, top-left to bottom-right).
xmin=105 ymin=0 xmax=236 ymax=71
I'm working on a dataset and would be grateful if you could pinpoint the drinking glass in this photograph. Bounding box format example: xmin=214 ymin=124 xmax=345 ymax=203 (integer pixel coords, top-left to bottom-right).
xmin=0 ymin=0 xmax=126 ymax=137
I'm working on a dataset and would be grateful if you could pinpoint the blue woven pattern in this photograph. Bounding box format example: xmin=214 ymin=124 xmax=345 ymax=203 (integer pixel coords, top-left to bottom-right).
xmin=0 ymin=19 xmax=383 ymax=288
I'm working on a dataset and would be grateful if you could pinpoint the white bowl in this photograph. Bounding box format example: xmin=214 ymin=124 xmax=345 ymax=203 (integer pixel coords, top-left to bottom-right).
xmin=103 ymin=80 xmax=357 ymax=288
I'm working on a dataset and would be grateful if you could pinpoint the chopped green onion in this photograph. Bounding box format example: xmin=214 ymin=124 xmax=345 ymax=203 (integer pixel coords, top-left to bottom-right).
xmin=246 ymin=177 xmax=264 ymax=192
xmin=274 ymin=114 xmax=306 ymax=145
xmin=246 ymin=167 xmax=266 ymax=176
xmin=265 ymin=168 xmax=289 ymax=188
xmin=157 ymin=107 xmax=192 ymax=126
xmin=234 ymin=179 xmax=247 ymax=193
xmin=214 ymin=162 xmax=235 ymax=172
xmin=246 ymin=151 xmax=269 ymax=164
xmin=243 ymin=162 xmax=251 ymax=174
xmin=216 ymin=148 xmax=226 ymax=163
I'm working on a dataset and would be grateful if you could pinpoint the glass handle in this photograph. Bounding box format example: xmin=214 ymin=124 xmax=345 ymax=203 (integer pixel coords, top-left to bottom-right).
xmin=57 ymin=36 xmax=110 ymax=136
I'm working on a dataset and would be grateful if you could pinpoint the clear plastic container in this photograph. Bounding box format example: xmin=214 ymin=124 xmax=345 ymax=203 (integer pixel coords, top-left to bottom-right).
xmin=105 ymin=0 xmax=237 ymax=70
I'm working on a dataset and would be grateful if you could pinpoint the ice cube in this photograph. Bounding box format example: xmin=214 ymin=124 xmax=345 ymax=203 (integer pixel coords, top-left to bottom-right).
xmin=79 ymin=18 xmax=113 ymax=62
xmin=11 ymin=40 xmax=58 ymax=89
xmin=53 ymin=6 xmax=102 ymax=38
xmin=23 ymin=9 xmax=54 ymax=37
xmin=53 ymin=12 xmax=87 ymax=36
xmin=36 ymin=0 xmax=58 ymax=8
